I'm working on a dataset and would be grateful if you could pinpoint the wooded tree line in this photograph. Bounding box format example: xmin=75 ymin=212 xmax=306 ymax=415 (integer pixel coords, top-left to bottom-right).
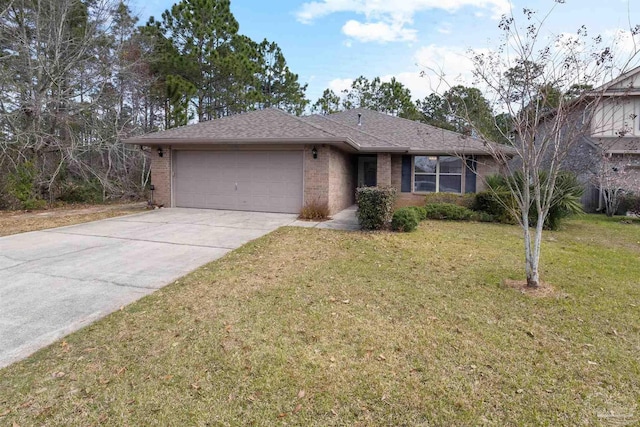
xmin=0 ymin=0 xmax=308 ymax=208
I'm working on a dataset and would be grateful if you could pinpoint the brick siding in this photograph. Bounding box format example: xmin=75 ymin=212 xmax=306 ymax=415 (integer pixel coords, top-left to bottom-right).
xmin=376 ymin=153 xmax=392 ymax=186
xmin=150 ymin=146 xmax=172 ymax=207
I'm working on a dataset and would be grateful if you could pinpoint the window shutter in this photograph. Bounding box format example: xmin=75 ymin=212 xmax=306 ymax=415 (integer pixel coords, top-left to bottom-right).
xmin=465 ymin=157 xmax=477 ymax=194
xmin=401 ymin=155 xmax=412 ymax=192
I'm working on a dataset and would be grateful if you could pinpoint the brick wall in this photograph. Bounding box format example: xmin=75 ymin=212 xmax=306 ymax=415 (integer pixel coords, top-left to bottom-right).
xmin=377 ymin=153 xmax=392 ymax=186
xmin=476 ymin=155 xmax=501 ymax=192
xmin=391 ymin=155 xmax=402 ymax=192
xmin=303 ymin=145 xmax=330 ymax=209
xmin=151 ymin=146 xmax=172 ymax=207
xmin=328 ymin=146 xmax=355 ymax=214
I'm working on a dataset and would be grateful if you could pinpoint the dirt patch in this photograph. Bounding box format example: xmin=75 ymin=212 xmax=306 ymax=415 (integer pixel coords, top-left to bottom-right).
xmin=0 ymin=203 xmax=147 ymax=237
xmin=503 ymin=279 xmax=557 ymax=297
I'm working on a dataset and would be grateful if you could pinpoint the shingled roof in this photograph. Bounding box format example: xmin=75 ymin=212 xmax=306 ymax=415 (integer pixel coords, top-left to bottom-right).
xmin=125 ymin=107 xmax=501 ymax=155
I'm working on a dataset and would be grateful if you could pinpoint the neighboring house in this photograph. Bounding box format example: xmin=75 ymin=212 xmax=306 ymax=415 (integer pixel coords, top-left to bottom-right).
xmin=124 ymin=108 xmax=506 ymax=215
xmin=561 ymin=67 xmax=640 ymax=211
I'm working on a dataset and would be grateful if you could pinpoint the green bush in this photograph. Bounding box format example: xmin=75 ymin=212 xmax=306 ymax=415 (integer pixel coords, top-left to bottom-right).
xmin=424 ymin=192 xmax=476 ymax=209
xmin=473 ymin=191 xmax=516 ymax=224
xmin=619 ymin=194 xmax=640 ymax=215
xmin=58 ymin=179 xmax=104 ymax=204
xmin=479 ymin=172 xmax=584 ymax=230
xmin=408 ymin=206 xmax=428 ymax=221
xmin=356 ymin=186 xmax=397 ymax=230
xmin=424 ymin=203 xmax=474 ymax=221
xmin=391 ymin=207 xmax=420 ymax=232
xmin=6 ymin=161 xmax=46 ymax=210
xmin=472 ymin=211 xmax=495 ymax=222
xmin=542 ymin=172 xmax=584 ymax=230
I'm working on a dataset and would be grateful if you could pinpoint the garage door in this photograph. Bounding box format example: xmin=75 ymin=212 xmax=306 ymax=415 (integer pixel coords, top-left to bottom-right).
xmin=174 ymin=151 xmax=303 ymax=213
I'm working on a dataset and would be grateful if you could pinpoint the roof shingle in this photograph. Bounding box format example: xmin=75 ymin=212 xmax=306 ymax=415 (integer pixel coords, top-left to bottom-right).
xmin=125 ymin=107 xmax=499 ymax=155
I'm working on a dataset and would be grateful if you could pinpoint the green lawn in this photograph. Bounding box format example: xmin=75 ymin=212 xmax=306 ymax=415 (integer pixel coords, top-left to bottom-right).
xmin=1 ymin=215 xmax=639 ymax=426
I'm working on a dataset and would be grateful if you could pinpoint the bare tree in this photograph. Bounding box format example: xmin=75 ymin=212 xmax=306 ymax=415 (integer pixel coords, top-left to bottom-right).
xmin=0 ymin=0 xmax=152 ymax=207
xmin=464 ymin=3 xmax=639 ymax=287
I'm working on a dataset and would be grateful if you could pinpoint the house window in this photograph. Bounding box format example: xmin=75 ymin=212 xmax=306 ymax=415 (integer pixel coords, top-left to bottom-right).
xmin=414 ymin=156 xmax=463 ymax=193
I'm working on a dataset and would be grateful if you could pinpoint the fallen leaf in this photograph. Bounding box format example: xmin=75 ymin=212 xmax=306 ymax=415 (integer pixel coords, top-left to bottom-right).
xmin=52 ymin=372 xmax=65 ymax=378
xmin=516 ymin=389 xmax=524 ymax=394
xmin=293 ymin=404 xmax=302 ymax=413
xmin=0 ymin=409 xmax=10 ymax=417
xmin=587 ymin=361 xmax=598 ymax=365
xmin=342 ymin=300 xmax=350 ymax=304
xmin=297 ymin=390 xmax=306 ymax=399
xmin=378 ymin=354 xmax=386 ymax=361
xmin=277 ymin=413 xmax=287 ymax=418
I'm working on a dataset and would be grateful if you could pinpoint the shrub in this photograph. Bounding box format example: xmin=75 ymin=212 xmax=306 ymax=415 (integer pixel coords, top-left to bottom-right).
xmin=542 ymin=172 xmax=584 ymax=230
xmin=6 ymin=161 xmax=46 ymax=210
xmin=619 ymin=194 xmax=640 ymax=215
xmin=58 ymin=179 xmax=104 ymax=204
xmin=473 ymin=191 xmax=516 ymax=224
xmin=299 ymin=200 xmax=331 ymax=221
xmin=391 ymin=207 xmax=420 ymax=232
xmin=424 ymin=203 xmax=474 ymax=221
xmin=356 ymin=186 xmax=397 ymax=230
xmin=479 ymin=172 xmax=584 ymax=230
xmin=424 ymin=192 xmax=476 ymax=209
xmin=408 ymin=205 xmax=428 ymax=221
xmin=472 ymin=211 xmax=495 ymax=222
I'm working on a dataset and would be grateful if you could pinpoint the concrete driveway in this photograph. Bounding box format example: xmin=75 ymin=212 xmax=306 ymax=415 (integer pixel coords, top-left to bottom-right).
xmin=0 ymin=208 xmax=297 ymax=368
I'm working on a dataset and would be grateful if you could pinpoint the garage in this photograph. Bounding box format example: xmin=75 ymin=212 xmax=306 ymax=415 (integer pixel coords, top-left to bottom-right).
xmin=173 ymin=150 xmax=304 ymax=213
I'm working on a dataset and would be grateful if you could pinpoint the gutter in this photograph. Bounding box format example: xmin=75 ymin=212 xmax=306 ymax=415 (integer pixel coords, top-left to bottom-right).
xmin=124 ymin=137 xmax=515 ymax=156
xmin=124 ymin=137 xmax=363 ymax=152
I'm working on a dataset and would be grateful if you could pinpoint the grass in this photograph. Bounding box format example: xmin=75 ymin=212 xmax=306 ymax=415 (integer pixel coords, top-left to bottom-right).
xmin=0 ymin=203 xmax=147 ymax=237
xmin=0 ymin=215 xmax=639 ymax=426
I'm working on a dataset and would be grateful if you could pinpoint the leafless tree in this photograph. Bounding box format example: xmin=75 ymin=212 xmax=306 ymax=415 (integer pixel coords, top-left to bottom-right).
xmin=0 ymin=0 xmax=152 ymax=207
xmin=464 ymin=3 xmax=639 ymax=287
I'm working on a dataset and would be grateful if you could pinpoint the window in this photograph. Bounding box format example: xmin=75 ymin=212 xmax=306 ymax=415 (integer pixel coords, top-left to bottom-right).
xmin=414 ymin=156 xmax=463 ymax=193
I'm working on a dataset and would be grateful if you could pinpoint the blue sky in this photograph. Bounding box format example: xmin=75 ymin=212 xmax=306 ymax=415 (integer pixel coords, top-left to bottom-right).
xmin=130 ymin=0 xmax=640 ymax=103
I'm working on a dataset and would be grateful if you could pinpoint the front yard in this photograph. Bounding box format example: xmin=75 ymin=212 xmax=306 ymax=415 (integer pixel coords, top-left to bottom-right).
xmin=1 ymin=216 xmax=639 ymax=425
xmin=0 ymin=203 xmax=147 ymax=237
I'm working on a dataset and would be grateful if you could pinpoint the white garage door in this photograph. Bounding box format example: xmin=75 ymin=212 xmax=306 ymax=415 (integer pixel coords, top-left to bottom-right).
xmin=174 ymin=151 xmax=303 ymax=214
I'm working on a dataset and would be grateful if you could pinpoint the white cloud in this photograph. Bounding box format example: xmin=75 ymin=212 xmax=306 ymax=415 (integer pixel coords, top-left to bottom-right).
xmin=342 ymin=20 xmax=418 ymax=42
xmin=328 ymin=78 xmax=353 ymax=94
xmin=323 ymin=44 xmax=483 ymax=102
xmin=297 ymin=0 xmax=511 ymax=43
xmin=603 ymin=28 xmax=640 ymax=56
xmin=437 ymin=22 xmax=453 ymax=34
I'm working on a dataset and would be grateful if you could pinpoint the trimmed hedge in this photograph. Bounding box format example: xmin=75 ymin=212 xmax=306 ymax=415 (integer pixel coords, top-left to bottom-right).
xmin=424 ymin=192 xmax=475 ymax=209
xmin=391 ymin=207 xmax=420 ymax=232
xmin=356 ymin=186 xmax=397 ymax=230
xmin=424 ymin=203 xmax=474 ymax=221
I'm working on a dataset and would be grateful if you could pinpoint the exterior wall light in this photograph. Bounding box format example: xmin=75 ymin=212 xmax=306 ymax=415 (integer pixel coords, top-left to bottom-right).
xmin=157 ymin=147 xmax=164 ymax=157
xmin=312 ymin=146 xmax=318 ymax=159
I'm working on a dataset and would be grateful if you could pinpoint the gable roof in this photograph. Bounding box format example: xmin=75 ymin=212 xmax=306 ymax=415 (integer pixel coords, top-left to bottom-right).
xmin=127 ymin=108 xmax=343 ymax=143
xmin=125 ymin=107 xmax=508 ymax=155
xmin=592 ymin=64 xmax=640 ymax=95
xmin=323 ymin=108 xmax=490 ymax=154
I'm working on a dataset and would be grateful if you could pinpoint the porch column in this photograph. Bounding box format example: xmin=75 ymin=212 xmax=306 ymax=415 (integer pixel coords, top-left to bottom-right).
xmin=376 ymin=153 xmax=392 ymax=187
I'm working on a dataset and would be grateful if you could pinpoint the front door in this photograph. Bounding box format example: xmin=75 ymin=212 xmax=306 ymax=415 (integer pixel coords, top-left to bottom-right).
xmin=357 ymin=156 xmax=377 ymax=187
